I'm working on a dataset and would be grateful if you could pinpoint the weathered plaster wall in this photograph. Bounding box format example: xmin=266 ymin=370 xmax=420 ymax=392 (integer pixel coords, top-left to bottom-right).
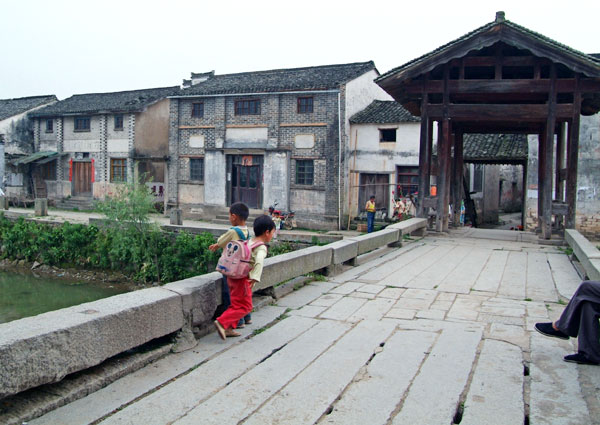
xmin=343 ymin=71 xmax=394 ymax=219
xmin=499 ymin=165 xmax=524 ymax=213
xmin=134 ymin=99 xmax=170 ymax=158
xmin=178 ymin=183 xmax=205 ymax=204
xmin=346 ymin=122 xmax=420 ymax=217
xmin=203 ymin=150 xmax=226 ymax=205
xmin=263 ymin=151 xmax=288 ymax=211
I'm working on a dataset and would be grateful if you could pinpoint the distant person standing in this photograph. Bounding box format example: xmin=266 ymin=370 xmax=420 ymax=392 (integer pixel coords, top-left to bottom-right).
xmin=365 ymin=195 xmax=376 ymax=233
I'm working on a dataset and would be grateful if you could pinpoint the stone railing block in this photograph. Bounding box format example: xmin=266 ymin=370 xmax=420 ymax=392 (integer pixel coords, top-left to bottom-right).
xmin=0 ymin=287 xmax=183 ymax=399
xmin=350 ymin=228 xmax=400 ymax=255
xmin=329 ymin=239 xmax=359 ymax=265
xmin=34 ymin=198 xmax=48 ymax=216
xmin=163 ymin=272 xmax=222 ymax=326
xmin=565 ymin=229 xmax=600 ymax=281
xmin=170 ymin=209 xmax=183 ymax=225
xmin=257 ymin=245 xmax=333 ymax=290
xmin=387 ymin=218 xmax=428 ymax=236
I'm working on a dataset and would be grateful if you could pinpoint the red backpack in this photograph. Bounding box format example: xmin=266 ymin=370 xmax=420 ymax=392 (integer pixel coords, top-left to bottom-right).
xmin=216 ymin=239 xmax=264 ymax=279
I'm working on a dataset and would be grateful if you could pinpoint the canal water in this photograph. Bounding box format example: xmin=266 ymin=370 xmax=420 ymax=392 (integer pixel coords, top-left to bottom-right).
xmin=0 ymin=271 xmax=130 ymax=324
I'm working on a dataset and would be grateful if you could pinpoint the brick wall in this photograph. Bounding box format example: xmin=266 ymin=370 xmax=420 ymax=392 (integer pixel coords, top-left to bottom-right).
xmin=171 ymin=91 xmax=342 ymax=226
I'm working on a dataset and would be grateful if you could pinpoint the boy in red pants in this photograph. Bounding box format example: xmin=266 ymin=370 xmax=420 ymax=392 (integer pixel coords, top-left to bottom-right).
xmin=214 ymin=214 xmax=276 ymax=339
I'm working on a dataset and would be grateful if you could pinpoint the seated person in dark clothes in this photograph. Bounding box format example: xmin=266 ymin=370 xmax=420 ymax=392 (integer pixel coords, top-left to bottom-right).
xmin=535 ymin=280 xmax=600 ymax=365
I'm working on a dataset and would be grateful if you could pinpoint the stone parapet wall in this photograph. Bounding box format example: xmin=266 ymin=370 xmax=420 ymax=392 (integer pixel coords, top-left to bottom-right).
xmin=0 ymin=219 xmax=426 ymax=400
xmin=576 ymin=213 xmax=600 ymax=240
xmin=525 ymin=207 xmax=600 ymax=241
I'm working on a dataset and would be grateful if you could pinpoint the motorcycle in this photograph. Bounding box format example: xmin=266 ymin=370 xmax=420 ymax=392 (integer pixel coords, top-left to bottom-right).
xmin=268 ymin=202 xmax=296 ymax=230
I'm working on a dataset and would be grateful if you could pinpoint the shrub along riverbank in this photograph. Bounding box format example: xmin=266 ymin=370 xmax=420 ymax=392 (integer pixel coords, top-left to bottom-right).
xmin=0 ymin=215 xmax=220 ymax=284
xmin=0 ymin=182 xmax=297 ymax=285
xmin=0 ymin=215 xmax=297 ymax=285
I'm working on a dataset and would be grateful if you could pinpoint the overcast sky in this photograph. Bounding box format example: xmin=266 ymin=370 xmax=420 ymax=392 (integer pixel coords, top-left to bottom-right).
xmin=1 ymin=0 xmax=598 ymax=100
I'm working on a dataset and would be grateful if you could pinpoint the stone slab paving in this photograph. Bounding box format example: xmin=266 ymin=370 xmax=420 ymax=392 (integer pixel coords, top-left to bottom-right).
xmin=527 ymin=251 xmax=559 ymax=302
xmin=99 ymin=316 xmax=318 ymax=425
xmin=472 ymin=249 xmax=509 ymax=292
xmin=318 ymin=329 xmax=437 ymax=425
xmin=530 ymin=333 xmax=592 ymax=425
xmin=547 ymin=252 xmax=583 ymax=299
xmin=461 ymin=339 xmax=524 ymax=425
xmin=390 ymin=324 xmax=483 ymax=425
xmin=29 ymin=232 xmax=598 ymax=425
xmin=173 ymin=320 xmax=352 ymax=425
xmin=242 ymin=320 xmax=397 ymax=425
xmin=29 ymin=306 xmax=287 ymax=425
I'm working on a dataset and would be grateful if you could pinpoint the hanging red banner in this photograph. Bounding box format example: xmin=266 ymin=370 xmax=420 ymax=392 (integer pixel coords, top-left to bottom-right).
xmin=69 ymin=158 xmax=73 ymax=182
xmin=91 ymin=159 xmax=95 ymax=183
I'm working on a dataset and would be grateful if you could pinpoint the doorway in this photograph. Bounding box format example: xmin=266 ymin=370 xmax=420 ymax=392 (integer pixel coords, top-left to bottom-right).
xmin=72 ymin=161 xmax=92 ymax=196
xmin=229 ymin=155 xmax=263 ymax=208
xmin=358 ymin=173 xmax=389 ymax=214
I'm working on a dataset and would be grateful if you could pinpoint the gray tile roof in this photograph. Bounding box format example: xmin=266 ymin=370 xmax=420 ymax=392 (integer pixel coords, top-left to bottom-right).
xmin=178 ymin=62 xmax=376 ymax=96
xmin=0 ymin=95 xmax=57 ymax=121
xmin=463 ymin=134 xmax=528 ymax=163
xmin=29 ymin=86 xmax=180 ymax=117
xmin=350 ymin=100 xmax=419 ymax=124
xmin=377 ymin=16 xmax=600 ymax=83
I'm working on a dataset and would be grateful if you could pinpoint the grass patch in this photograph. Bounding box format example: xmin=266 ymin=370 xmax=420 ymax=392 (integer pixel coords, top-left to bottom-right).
xmin=524 ymin=298 xmax=532 ymax=302
xmin=252 ymin=326 xmax=268 ymax=336
xmin=558 ymin=299 xmax=567 ymax=305
xmin=557 ymin=246 xmax=573 ymax=256
xmin=306 ymin=272 xmax=327 ymax=282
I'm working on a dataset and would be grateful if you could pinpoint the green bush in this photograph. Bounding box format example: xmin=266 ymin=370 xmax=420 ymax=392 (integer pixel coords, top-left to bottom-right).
xmin=0 ymin=214 xmax=220 ymax=284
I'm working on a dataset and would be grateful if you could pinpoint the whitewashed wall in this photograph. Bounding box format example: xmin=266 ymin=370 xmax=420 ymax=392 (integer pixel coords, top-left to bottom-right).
xmin=347 ymin=122 xmax=421 ymax=217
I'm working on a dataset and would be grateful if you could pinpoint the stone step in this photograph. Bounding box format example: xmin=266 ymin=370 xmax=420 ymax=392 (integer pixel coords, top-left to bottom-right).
xmin=56 ymin=197 xmax=95 ymax=211
xmin=320 ymin=329 xmax=436 ymax=425
xmin=243 ymin=319 xmax=397 ymax=425
xmin=97 ymin=316 xmax=319 ymax=425
xmin=173 ymin=320 xmax=352 ymax=424
xmin=390 ymin=323 xmax=482 ymax=425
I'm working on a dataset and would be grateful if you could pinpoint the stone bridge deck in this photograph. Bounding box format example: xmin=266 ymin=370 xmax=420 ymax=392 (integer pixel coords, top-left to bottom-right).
xmin=31 ymin=231 xmax=600 ymax=425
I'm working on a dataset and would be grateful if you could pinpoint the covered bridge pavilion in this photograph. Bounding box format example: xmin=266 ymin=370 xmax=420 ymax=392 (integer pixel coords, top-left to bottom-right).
xmin=376 ymin=11 xmax=600 ymax=239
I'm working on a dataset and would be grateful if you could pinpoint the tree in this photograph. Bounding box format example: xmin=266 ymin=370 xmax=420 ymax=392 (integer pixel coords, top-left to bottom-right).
xmin=96 ymin=180 xmax=164 ymax=282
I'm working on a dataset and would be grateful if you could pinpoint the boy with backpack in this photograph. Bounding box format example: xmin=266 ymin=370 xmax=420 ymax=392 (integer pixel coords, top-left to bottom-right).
xmin=214 ymin=214 xmax=276 ymax=339
xmin=209 ymin=202 xmax=253 ymax=328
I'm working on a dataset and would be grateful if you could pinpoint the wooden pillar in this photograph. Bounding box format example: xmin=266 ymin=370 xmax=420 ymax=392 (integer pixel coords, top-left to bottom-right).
xmin=417 ymin=85 xmax=430 ymax=218
xmin=453 ymin=130 xmax=464 ymax=226
xmin=554 ymin=122 xmax=566 ymax=229
xmin=436 ymin=64 xmax=451 ymax=232
xmin=443 ymin=129 xmax=453 ymax=231
xmin=541 ymin=64 xmax=557 ymax=239
xmin=566 ymin=77 xmax=581 ymax=229
xmin=436 ymin=119 xmax=451 ymax=232
xmin=537 ymin=130 xmax=545 ymax=233
xmin=555 ymin=122 xmax=566 ymax=202
xmin=521 ymin=161 xmax=527 ymax=229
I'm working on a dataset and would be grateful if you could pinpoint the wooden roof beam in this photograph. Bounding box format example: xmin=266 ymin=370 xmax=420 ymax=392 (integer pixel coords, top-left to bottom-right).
xmin=427 ymin=103 xmax=573 ymax=121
